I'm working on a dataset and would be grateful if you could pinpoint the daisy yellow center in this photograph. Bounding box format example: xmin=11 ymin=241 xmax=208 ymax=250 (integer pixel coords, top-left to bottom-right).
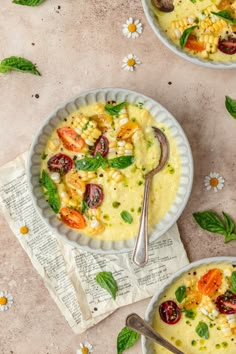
xmin=127 ymin=58 xmax=135 ymax=67
xmin=128 ymin=23 xmax=137 ymax=33
xmin=20 ymin=226 xmax=29 ymax=234
xmin=81 ymin=348 xmax=89 ymax=354
xmin=0 ymin=297 xmax=7 ymax=306
xmin=210 ymin=177 xmax=219 ymax=187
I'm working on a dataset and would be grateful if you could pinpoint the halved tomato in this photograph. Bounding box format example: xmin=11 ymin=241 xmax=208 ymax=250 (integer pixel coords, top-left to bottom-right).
xmin=159 ymin=301 xmax=181 ymax=325
xmin=185 ymin=35 xmax=206 ymax=52
xmin=93 ymin=135 xmax=109 ymax=157
xmin=215 ymin=291 xmax=236 ymax=314
xmin=218 ymin=36 xmax=236 ymax=55
xmin=182 ymin=289 xmax=202 ymax=309
xmin=57 ymin=127 xmax=85 ymax=152
xmin=117 ymin=122 xmax=140 ymax=140
xmin=198 ymin=269 xmax=223 ymax=296
xmin=65 ymin=170 xmax=86 ymax=194
xmin=60 ymin=207 xmax=86 ymax=229
xmin=84 ymin=184 xmax=104 ymax=208
xmin=47 ymin=153 xmax=73 ymax=175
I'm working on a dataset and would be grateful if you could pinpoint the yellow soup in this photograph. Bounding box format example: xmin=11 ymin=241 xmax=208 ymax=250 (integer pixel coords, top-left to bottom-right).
xmin=40 ymin=102 xmax=180 ymax=241
xmin=153 ymin=262 xmax=236 ymax=353
xmin=152 ymin=0 xmax=236 ymax=62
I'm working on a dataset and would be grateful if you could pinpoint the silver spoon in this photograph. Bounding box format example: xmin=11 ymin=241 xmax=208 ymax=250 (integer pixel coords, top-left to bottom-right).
xmin=132 ymin=127 xmax=168 ymax=267
xmin=126 ymin=313 xmax=185 ymax=354
xmin=153 ymin=0 xmax=174 ymax=12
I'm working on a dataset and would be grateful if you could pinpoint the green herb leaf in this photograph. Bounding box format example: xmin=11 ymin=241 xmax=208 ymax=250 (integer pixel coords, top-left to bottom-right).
xmin=117 ymin=326 xmax=140 ymax=354
xmin=231 ymin=271 xmax=236 ymax=293
xmin=108 ymin=156 xmax=134 ymax=169
xmin=190 ymin=0 xmax=197 ymax=3
xmin=193 ymin=211 xmax=226 ymax=235
xmin=112 ymin=201 xmax=121 ymax=208
xmin=0 ymin=56 xmax=41 ymax=75
xmin=40 ymin=170 xmax=60 ymax=213
xmin=195 ymin=321 xmax=209 ymax=339
xmin=182 ymin=308 xmax=196 ymax=319
xmin=81 ymin=201 xmax=88 ymax=214
xmin=225 ymin=96 xmax=236 ymax=119
xmin=95 ymin=271 xmax=118 ymax=300
xmin=211 ymin=10 xmax=236 ymax=24
xmin=121 ymin=211 xmax=133 ymax=224
xmin=41 ymin=152 xmax=48 ymax=160
xmin=180 ymin=25 xmax=197 ymax=49
xmin=12 ymin=0 xmax=45 ymax=5
xmin=74 ymin=152 xmax=106 ymax=171
xmin=222 ymin=212 xmax=235 ymax=234
xmin=225 ymin=233 xmax=236 ymax=243
xmin=105 ymin=102 xmax=127 ymax=116
xmin=175 ymin=285 xmax=187 ymax=303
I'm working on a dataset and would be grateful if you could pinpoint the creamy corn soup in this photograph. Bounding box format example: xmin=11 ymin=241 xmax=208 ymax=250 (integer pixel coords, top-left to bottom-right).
xmin=40 ymin=102 xmax=180 ymax=241
xmin=152 ymin=0 xmax=236 ymax=62
xmin=153 ymin=262 xmax=236 ymax=353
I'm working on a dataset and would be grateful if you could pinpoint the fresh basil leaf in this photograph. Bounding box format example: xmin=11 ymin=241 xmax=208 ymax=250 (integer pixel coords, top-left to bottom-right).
xmin=95 ymin=271 xmax=118 ymax=300
xmin=225 ymin=232 xmax=236 ymax=243
xmin=13 ymin=0 xmax=45 ymax=5
xmin=193 ymin=211 xmax=226 ymax=235
xmin=105 ymin=102 xmax=127 ymax=116
xmin=40 ymin=170 xmax=60 ymax=213
xmin=182 ymin=308 xmax=196 ymax=319
xmin=211 ymin=10 xmax=236 ymax=24
xmin=175 ymin=285 xmax=187 ymax=303
xmin=231 ymin=271 xmax=236 ymax=293
xmin=81 ymin=201 xmax=88 ymax=214
xmin=108 ymin=156 xmax=134 ymax=169
xmin=222 ymin=212 xmax=235 ymax=234
xmin=0 ymin=56 xmax=41 ymax=75
xmin=225 ymin=96 xmax=236 ymax=119
xmin=180 ymin=25 xmax=197 ymax=49
xmin=117 ymin=326 xmax=140 ymax=354
xmin=195 ymin=321 xmax=209 ymax=339
xmin=75 ymin=153 xmax=106 ymax=171
xmin=121 ymin=210 xmax=133 ymax=224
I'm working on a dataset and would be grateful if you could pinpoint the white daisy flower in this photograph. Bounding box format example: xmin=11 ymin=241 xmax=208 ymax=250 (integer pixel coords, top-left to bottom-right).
xmin=122 ymin=54 xmax=141 ymax=72
xmin=76 ymin=342 xmax=94 ymax=354
xmin=204 ymin=172 xmax=225 ymax=192
xmin=0 ymin=291 xmax=13 ymax=311
xmin=122 ymin=18 xmax=143 ymax=39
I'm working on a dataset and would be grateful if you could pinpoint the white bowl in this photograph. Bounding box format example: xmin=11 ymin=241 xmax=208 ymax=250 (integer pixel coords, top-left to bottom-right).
xmin=142 ymin=0 xmax=236 ymax=69
xmin=27 ymin=88 xmax=193 ymax=254
xmin=142 ymin=256 xmax=236 ymax=353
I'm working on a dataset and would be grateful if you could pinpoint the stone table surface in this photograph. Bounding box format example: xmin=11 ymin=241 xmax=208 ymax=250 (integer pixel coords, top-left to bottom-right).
xmin=1 ymin=0 xmax=236 ymax=353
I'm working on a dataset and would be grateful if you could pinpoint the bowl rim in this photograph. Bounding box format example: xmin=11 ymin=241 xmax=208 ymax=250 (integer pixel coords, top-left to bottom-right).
xmin=142 ymin=255 xmax=236 ymax=353
xmin=27 ymin=87 xmax=193 ymax=254
xmin=141 ymin=0 xmax=236 ymax=69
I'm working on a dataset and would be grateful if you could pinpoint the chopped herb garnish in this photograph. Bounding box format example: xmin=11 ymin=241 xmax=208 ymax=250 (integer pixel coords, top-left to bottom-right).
xmin=112 ymin=201 xmax=121 ymax=208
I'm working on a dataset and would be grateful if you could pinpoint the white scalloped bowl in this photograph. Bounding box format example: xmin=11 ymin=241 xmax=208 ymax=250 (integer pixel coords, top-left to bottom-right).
xmin=142 ymin=0 xmax=236 ymax=69
xmin=27 ymin=88 xmax=193 ymax=254
xmin=142 ymin=256 xmax=236 ymax=354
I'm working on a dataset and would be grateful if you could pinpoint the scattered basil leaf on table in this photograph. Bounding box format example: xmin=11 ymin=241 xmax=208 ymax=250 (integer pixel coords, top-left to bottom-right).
xmin=182 ymin=308 xmax=196 ymax=319
xmin=179 ymin=25 xmax=197 ymax=48
xmin=105 ymin=102 xmax=127 ymax=116
xmin=108 ymin=156 xmax=134 ymax=169
xmin=211 ymin=10 xmax=236 ymax=24
xmin=13 ymin=0 xmax=46 ymax=6
xmin=117 ymin=326 xmax=140 ymax=354
xmin=195 ymin=321 xmax=209 ymax=339
xmin=231 ymin=271 xmax=236 ymax=293
xmin=95 ymin=271 xmax=118 ymax=300
xmin=121 ymin=211 xmax=133 ymax=224
xmin=193 ymin=211 xmax=236 ymax=243
xmin=0 ymin=56 xmax=41 ymax=75
xmin=225 ymin=96 xmax=236 ymax=119
xmin=40 ymin=170 xmax=60 ymax=213
xmin=175 ymin=285 xmax=187 ymax=303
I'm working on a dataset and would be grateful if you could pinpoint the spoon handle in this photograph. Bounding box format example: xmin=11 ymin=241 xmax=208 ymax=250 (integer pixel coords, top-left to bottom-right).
xmin=132 ymin=176 xmax=151 ymax=267
xmin=126 ymin=313 xmax=185 ymax=354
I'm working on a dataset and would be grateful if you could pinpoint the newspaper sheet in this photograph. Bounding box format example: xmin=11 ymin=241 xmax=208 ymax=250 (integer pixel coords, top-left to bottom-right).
xmin=0 ymin=152 xmax=189 ymax=334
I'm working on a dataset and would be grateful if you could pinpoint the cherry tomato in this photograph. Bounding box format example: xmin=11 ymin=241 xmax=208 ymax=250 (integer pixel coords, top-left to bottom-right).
xmin=218 ymin=36 xmax=236 ymax=55
xmin=65 ymin=170 xmax=86 ymax=194
xmin=182 ymin=289 xmax=202 ymax=310
xmin=215 ymin=291 xmax=236 ymax=314
xmin=84 ymin=184 xmax=104 ymax=208
xmin=93 ymin=136 xmax=109 ymax=157
xmin=117 ymin=122 xmax=140 ymax=140
xmin=60 ymin=207 xmax=86 ymax=229
xmin=198 ymin=269 xmax=223 ymax=296
xmin=185 ymin=35 xmax=206 ymax=52
xmin=57 ymin=127 xmax=85 ymax=152
xmin=47 ymin=153 xmax=73 ymax=175
xmin=159 ymin=300 xmax=181 ymax=325
xmin=218 ymin=0 xmax=233 ymax=11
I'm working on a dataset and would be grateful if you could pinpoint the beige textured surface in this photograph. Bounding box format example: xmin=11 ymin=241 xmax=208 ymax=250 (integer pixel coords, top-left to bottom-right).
xmin=0 ymin=0 xmax=236 ymax=353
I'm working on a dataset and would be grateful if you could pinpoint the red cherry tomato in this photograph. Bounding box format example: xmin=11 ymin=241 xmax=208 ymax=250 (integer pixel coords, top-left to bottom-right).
xmin=198 ymin=269 xmax=223 ymax=296
xmin=218 ymin=36 xmax=236 ymax=55
xmin=159 ymin=300 xmax=181 ymax=325
xmin=84 ymin=183 xmax=104 ymax=209
xmin=57 ymin=127 xmax=85 ymax=152
xmin=215 ymin=291 xmax=236 ymax=314
xmin=93 ymin=136 xmax=109 ymax=157
xmin=47 ymin=153 xmax=73 ymax=175
xmin=185 ymin=35 xmax=206 ymax=52
xmin=60 ymin=207 xmax=86 ymax=229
